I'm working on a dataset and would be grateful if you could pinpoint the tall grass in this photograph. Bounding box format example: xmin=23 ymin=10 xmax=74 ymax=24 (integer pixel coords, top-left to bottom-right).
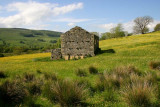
xmin=50 ymin=79 xmax=88 ymax=106
xmin=113 ymin=65 xmax=141 ymax=77
xmin=43 ymin=72 xmax=58 ymax=81
xmin=0 ymin=71 xmax=6 ymax=78
xmin=24 ymin=73 xmax=35 ymax=82
xmin=0 ymin=80 xmax=28 ymax=106
xmin=0 ymin=31 xmax=160 ymax=106
xmin=76 ymin=68 xmax=88 ymax=77
xmin=149 ymin=61 xmax=160 ymax=70
xmin=96 ymin=72 xmax=123 ymax=91
xmin=42 ymin=80 xmax=56 ymax=102
xmin=96 ymin=65 xmax=139 ymax=91
xmin=89 ymin=66 xmax=98 ymax=74
xmin=121 ymin=81 xmax=157 ymax=107
xmin=27 ymin=79 xmax=43 ymax=95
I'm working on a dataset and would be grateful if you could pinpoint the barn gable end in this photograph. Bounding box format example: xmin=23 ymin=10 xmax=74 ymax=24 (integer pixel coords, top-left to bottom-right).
xmin=61 ymin=26 xmax=99 ymax=60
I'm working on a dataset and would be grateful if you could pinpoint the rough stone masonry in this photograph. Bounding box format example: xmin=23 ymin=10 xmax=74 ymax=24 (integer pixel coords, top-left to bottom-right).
xmin=51 ymin=26 xmax=100 ymax=60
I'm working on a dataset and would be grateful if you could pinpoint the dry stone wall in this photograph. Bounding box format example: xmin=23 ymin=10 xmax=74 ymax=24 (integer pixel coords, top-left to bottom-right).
xmin=51 ymin=26 xmax=99 ymax=60
xmin=61 ymin=26 xmax=99 ymax=60
xmin=51 ymin=48 xmax=62 ymax=60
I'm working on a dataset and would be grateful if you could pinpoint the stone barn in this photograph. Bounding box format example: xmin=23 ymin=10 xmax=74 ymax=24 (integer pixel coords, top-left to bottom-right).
xmin=51 ymin=26 xmax=100 ymax=60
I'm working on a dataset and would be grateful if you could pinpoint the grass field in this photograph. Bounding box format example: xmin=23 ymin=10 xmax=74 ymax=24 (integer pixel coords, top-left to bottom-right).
xmin=0 ymin=31 xmax=160 ymax=106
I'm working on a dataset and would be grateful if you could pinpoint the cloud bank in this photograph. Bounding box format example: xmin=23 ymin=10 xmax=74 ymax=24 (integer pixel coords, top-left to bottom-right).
xmin=0 ymin=1 xmax=83 ymax=28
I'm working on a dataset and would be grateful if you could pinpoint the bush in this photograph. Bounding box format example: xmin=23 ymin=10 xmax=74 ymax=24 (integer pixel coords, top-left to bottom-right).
xmin=96 ymin=73 xmax=122 ymax=91
xmin=121 ymin=81 xmax=157 ymax=107
xmin=0 ymin=71 xmax=6 ymax=78
xmin=143 ymin=72 xmax=158 ymax=85
xmin=0 ymin=53 xmax=4 ymax=57
xmin=20 ymin=33 xmax=34 ymax=37
xmin=32 ymin=31 xmax=43 ymax=35
xmin=77 ymin=78 xmax=95 ymax=95
xmin=154 ymin=23 xmax=160 ymax=31
xmin=149 ymin=61 xmax=160 ymax=70
xmin=27 ymin=79 xmax=43 ymax=95
xmin=96 ymin=65 xmax=140 ymax=91
xmin=50 ymin=40 xmax=57 ymax=43
xmin=0 ymin=80 xmax=28 ymax=105
xmin=23 ymin=96 xmax=38 ymax=107
xmin=42 ymin=81 xmax=56 ymax=102
xmin=13 ymin=47 xmax=29 ymax=54
xmin=24 ymin=73 xmax=35 ymax=82
xmin=36 ymin=69 xmax=42 ymax=74
xmin=47 ymin=33 xmax=60 ymax=37
xmin=19 ymin=41 xmax=25 ymax=44
xmin=89 ymin=66 xmax=98 ymax=74
xmin=103 ymin=89 xmax=118 ymax=102
xmin=50 ymin=79 xmax=88 ymax=106
xmin=44 ymin=72 xmax=57 ymax=81
xmin=37 ymin=39 xmax=45 ymax=42
xmin=76 ymin=69 xmax=88 ymax=77
xmin=113 ymin=65 xmax=140 ymax=77
xmin=100 ymin=32 xmax=110 ymax=40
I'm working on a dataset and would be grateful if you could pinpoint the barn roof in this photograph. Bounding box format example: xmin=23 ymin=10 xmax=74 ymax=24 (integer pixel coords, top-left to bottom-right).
xmin=62 ymin=26 xmax=99 ymax=38
xmin=63 ymin=26 xmax=89 ymax=34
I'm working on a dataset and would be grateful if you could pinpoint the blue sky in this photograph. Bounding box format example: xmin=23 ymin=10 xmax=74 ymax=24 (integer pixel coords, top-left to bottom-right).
xmin=0 ymin=0 xmax=160 ymax=33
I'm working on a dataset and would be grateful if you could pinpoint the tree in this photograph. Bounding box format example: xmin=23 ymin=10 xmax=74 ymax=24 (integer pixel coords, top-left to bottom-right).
xmin=133 ymin=27 xmax=149 ymax=34
xmin=100 ymin=32 xmax=111 ymax=40
xmin=56 ymin=38 xmax=61 ymax=48
xmin=100 ymin=24 xmax=125 ymax=40
xmin=154 ymin=23 xmax=160 ymax=31
xmin=133 ymin=16 xmax=153 ymax=34
xmin=110 ymin=23 xmax=125 ymax=38
xmin=100 ymin=34 xmax=107 ymax=40
xmin=91 ymin=32 xmax=99 ymax=36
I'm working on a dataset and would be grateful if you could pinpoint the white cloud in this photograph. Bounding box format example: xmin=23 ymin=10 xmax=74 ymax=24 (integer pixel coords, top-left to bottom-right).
xmin=148 ymin=20 xmax=160 ymax=31
xmin=99 ymin=20 xmax=160 ymax=33
xmin=67 ymin=22 xmax=75 ymax=26
xmin=52 ymin=3 xmax=83 ymax=16
xmin=123 ymin=21 xmax=134 ymax=32
xmin=0 ymin=1 xmax=83 ymax=28
xmin=99 ymin=23 xmax=117 ymax=32
xmin=99 ymin=22 xmax=134 ymax=32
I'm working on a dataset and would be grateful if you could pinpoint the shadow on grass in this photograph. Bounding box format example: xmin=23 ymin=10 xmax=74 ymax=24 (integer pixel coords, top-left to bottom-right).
xmin=0 ymin=71 xmax=7 ymax=79
xmin=101 ymin=49 xmax=115 ymax=53
xmin=96 ymin=49 xmax=115 ymax=55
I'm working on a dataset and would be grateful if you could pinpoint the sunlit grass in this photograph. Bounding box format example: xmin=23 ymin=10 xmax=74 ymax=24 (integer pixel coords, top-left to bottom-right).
xmin=0 ymin=31 xmax=160 ymax=106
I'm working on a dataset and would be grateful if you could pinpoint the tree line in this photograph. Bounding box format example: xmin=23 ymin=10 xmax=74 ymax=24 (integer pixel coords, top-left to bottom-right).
xmin=100 ymin=16 xmax=160 ymax=40
xmin=0 ymin=39 xmax=61 ymax=57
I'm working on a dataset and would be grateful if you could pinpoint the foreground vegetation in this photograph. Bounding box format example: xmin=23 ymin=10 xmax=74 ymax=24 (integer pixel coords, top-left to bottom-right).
xmin=0 ymin=31 xmax=160 ymax=106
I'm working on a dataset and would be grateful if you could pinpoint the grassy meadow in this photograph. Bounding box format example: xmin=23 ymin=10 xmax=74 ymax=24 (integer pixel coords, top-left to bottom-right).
xmin=0 ymin=31 xmax=160 ymax=106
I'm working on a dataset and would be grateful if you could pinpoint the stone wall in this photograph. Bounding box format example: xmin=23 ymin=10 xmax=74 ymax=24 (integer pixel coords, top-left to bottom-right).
xmin=61 ymin=26 xmax=99 ymax=60
xmin=51 ymin=48 xmax=62 ymax=60
xmin=94 ymin=35 xmax=100 ymax=54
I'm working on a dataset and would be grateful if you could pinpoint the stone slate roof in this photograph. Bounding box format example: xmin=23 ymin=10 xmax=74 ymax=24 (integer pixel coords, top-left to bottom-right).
xmin=62 ymin=26 xmax=98 ymax=38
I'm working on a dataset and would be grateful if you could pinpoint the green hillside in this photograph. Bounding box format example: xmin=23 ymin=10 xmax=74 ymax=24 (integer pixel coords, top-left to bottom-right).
xmin=0 ymin=28 xmax=61 ymax=47
xmin=0 ymin=31 xmax=160 ymax=106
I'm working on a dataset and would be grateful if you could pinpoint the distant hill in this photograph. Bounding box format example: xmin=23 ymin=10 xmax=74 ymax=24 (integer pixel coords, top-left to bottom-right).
xmin=0 ymin=28 xmax=62 ymax=47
